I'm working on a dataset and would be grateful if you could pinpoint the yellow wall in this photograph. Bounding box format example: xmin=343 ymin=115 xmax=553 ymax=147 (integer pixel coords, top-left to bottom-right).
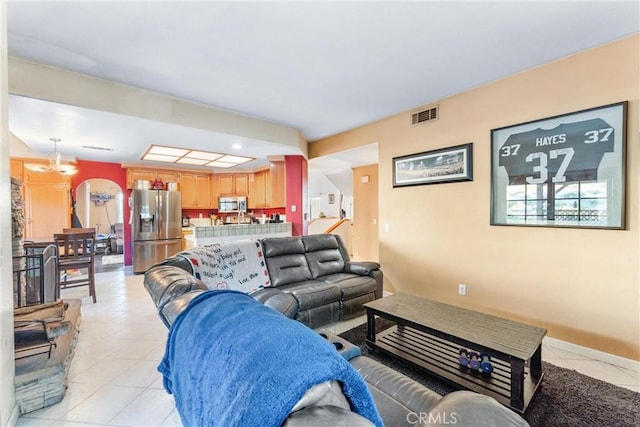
xmin=311 ymin=35 xmax=640 ymax=360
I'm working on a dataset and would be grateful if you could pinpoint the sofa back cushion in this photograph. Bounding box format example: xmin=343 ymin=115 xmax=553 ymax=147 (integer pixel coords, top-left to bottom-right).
xmin=262 ymin=237 xmax=313 ymax=287
xmin=302 ymin=235 xmax=347 ymax=279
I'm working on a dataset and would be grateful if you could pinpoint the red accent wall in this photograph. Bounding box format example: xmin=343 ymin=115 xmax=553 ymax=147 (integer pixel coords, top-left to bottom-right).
xmin=285 ymin=155 xmax=307 ymax=236
xmin=70 ymin=161 xmax=132 ymax=265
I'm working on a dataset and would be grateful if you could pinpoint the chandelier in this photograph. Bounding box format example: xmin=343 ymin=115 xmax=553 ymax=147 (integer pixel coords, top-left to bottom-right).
xmin=24 ymin=138 xmax=78 ymax=176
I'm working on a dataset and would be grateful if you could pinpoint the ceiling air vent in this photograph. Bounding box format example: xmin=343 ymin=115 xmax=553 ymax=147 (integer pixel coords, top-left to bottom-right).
xmin=411 ymin=105 xmax=439 ymax=126
xmin=81 ymin=145 xmax=114 ymax=151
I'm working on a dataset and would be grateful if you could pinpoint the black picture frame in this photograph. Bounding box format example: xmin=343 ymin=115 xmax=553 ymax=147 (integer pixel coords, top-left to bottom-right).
xmin=490 ymin=101 xmax=627 ymax=229
xmin=392 ymin=143 xmax=473 ymax=188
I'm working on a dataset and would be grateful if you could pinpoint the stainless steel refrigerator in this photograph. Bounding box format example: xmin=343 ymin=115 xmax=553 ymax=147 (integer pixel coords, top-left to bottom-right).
xmin=131 ymin=189 xmax=182 ymax=273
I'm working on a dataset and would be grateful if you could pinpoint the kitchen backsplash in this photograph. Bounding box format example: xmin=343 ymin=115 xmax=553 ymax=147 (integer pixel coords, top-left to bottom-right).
xmin=188 ymin=217 xmax=212 ymax=226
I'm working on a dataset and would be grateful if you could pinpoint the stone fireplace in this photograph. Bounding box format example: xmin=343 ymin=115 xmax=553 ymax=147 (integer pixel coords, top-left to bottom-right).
xmin=11 ymin=177 xmax=58 ymax=308
xmin=10 ymin=177 xmax=82 ymax=414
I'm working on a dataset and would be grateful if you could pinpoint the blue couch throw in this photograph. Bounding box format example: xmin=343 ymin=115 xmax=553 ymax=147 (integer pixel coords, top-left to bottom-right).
xmin=158 ymin=290 xmax=383 ymax=427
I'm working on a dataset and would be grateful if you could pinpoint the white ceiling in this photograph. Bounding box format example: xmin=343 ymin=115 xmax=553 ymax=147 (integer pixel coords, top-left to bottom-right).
xmin=6 ymin=1 xmax=639 ymax=171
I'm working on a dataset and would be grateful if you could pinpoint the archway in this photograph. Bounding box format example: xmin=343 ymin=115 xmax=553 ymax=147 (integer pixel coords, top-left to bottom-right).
xmin=76 ymin=179 xmax=125 ymax=269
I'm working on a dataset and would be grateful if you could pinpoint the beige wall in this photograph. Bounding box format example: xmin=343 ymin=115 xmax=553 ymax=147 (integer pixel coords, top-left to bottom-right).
xmin=352 ymin=164 xmax=379 ymax=263
xmin=311 ymin=35 xmax=640 ymax=360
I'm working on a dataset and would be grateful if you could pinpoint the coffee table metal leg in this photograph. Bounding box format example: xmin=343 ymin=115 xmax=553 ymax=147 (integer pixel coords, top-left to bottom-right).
xmin=510 ymin=359 xmax=525 ymax=411
xmin=530 ymin=345 xmax=542 ymax=379
xmin=366 ymin=308 xmax=376 ymax=343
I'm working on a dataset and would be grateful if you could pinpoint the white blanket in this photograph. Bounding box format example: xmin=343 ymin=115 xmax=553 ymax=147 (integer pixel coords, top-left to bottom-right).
xmin=177 ymin=239 xmax=271 ymax=293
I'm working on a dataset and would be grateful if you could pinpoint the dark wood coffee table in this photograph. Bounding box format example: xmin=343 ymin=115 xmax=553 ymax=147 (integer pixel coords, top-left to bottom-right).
xmin=364 ymin=293 xmax=546 ymax=413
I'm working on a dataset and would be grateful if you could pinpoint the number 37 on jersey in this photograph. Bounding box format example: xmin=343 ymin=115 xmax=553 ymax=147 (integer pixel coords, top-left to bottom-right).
xmin=498 ymin=118 xmax=615 ymax=185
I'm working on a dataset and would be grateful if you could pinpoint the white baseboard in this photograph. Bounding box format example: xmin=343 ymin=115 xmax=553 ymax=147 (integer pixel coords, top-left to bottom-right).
xmin=8 ymin=403 xmax=19 ymax=426
xmin=543 ymin=336 xmax=640 ymax=372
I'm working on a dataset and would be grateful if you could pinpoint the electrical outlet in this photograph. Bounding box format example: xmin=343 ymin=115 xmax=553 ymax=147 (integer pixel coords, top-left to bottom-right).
xmin=458 ymin=284 xmax=467 ymax=296
xmin=384 ymin=224 xmax=390 ymax=232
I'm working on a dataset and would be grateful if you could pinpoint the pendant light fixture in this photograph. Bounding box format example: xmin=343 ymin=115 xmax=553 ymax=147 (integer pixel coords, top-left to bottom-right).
xmin=24 ymin=138 xmax=78 ymax=175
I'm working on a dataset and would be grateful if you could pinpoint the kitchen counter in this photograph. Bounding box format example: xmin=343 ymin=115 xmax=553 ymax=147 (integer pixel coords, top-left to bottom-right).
xmin=189 ymin=222 xmax=292 ymax=245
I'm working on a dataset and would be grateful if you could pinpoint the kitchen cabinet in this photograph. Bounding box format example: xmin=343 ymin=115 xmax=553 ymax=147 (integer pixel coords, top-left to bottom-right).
xmin=248 ymin=161 xmax=285 ymax=208
xmin=269 ymin=161 xmax=286 ymax=208
xmin=126 ymin=168 xmax=179 ymax=189
xmin=11 ymin=159 xmax=24 ymax=181
xmin=179 ymin=172 xmax=212 ymax=208
xmin=181 ymin=229 xmax=194 ymax=250
xmin=23 ymin=161 xmax=71 ymax=184
xmin=24 ymin=182 xmax=71 ymax=239
xmin=214 ymin=173 xmax=249 ymax=196
xmin=11 ymin=158 xmax=71 ymax=238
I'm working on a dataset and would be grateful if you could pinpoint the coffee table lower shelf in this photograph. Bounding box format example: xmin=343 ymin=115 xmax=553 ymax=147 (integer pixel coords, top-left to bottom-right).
xmin=367 ymin=324 xmax=543 ymax=413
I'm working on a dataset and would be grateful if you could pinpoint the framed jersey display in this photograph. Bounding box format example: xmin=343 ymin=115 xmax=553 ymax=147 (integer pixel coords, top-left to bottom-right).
xmin=490 ymin=102 xmax=627 ymax=229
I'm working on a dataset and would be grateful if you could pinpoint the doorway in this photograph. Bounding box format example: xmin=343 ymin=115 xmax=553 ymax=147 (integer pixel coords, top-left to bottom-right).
xmin=76 ymin=179 xmax=124 ymax=272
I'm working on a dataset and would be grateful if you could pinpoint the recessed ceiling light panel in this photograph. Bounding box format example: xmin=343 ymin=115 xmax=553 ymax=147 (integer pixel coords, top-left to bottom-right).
xmin=144 ymin=153 xmax=180 ymax=162
xmin=141 ymin=144 xmax=254 ymax=168
xmin=186 ymin=151 xmax=223 ymax=160
xmin=177 ymin=158 xmax=209 ymax=165
xmin=217 ymin=155 xmax=252 ymax=164
xmin=148 ymin=146 xmax=189 ymax=156
xmin=206 ymin=161 xmax=236 ymax=168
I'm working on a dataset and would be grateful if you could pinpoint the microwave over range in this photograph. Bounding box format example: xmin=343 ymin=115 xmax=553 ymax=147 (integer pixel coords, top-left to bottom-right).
xmin=218 ymin=196 xmax=247 ymax=213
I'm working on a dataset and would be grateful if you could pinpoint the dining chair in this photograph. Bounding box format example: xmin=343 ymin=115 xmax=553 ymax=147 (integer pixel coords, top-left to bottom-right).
xmin=62 ymin=227 xmax=97 ymax=234
xmin=53 ymin=230 xmax=97 ymax=303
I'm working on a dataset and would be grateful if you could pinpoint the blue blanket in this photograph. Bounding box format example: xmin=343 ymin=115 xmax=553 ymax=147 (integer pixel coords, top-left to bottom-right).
xmin=158 ymin=290 xmax=382 ymax=427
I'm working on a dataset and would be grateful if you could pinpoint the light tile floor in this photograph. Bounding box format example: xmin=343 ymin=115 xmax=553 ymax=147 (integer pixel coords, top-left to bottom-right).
xmin=16 ymin=269 xmax=640 ymax=426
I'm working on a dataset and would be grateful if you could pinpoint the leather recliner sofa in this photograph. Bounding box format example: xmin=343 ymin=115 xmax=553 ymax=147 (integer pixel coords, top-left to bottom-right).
xmin=143 ymin=256 xmax=529 ymax=427
xmin=147 ymin=234 xmax=382 ymax=328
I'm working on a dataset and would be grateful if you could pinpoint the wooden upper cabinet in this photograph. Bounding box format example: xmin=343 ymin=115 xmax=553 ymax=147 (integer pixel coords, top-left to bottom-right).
xmin=215 ymin=174 xmax=249 ymax=196
xmin=247 ymin=162 xmax=285 ymax=209
xmin=157 ymin=171 xmax=179 ymax=186
xmin=269 ymin=161 xmax=286 ymax=208
xmin=24 ymin=182 xmax=71 ymax=239
xmin=235 ymin=174 xmax=249 ymax=195
xmin=249 ymin=170 xmax=268 ymax=208
xmin=179 ymin=172 xmax=212 ymax=208
xmin=126 ymin=168 xmax=179 ymax=189
xmin=11 ymin=159 xmax=24 ymax=181
xmin=217 ymin=175 xmax=234 ymax=195
xmin=22 ymin=161 xmax=71 ymax=184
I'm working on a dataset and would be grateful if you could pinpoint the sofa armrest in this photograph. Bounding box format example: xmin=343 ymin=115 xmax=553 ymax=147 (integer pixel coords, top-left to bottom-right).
xmin=144 ymin=265 xmax=208 ymax=328
xmin=425 ymin=391 xmax=529 ymax=427
xmin=160 ymin=290 xmax=208 ymax=328
xmin=345 ymin=262 xmax=383 ymax=299
xmin=152 ymin=254 xmax=194 ymax=274
xmin=350 ymin=356 xmax=442 ymax=418
xmin=250 ymin=287 xmax=299 ymax=319
xmin=345 ymin=261 xmax=380 ymax=276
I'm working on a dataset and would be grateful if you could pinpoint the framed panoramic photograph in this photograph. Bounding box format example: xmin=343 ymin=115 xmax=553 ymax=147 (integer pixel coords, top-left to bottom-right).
xmin=490 ymin=101 xmax=627 ymax=229
xmin=392 ymin=143 xmax=473 ymax=188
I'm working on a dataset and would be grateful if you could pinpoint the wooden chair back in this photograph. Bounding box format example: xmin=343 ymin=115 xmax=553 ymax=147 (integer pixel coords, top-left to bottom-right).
xmin=62 ymin=228 xmax=96 ymax=235
xmin=54 ymin=232 xmax=96 ymax=260
xmin=53 ymin=231 xmax=97 ymax=303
